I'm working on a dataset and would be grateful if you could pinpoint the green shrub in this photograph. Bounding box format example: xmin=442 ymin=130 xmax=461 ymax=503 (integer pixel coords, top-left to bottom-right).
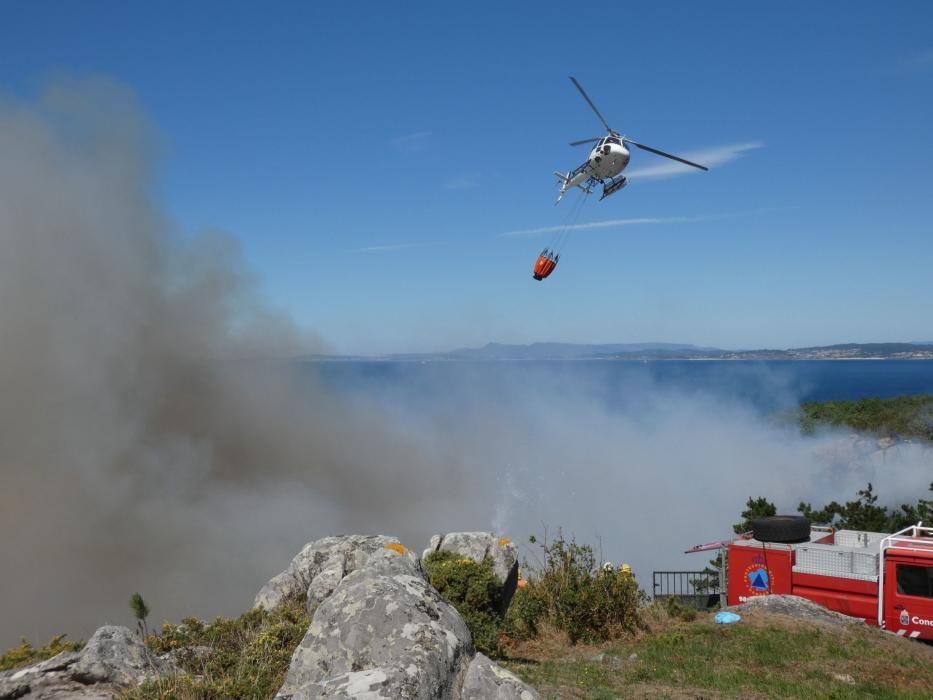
xmin=118 ymin=595 xmax=310 ymax=700
xmin=426 ymin=534 xmax=646 ymax=651
xmin=518 ymin=533 xmax=645 ymax=645
xmin=0 ymin=634 xmax=83 ymax=672
xmin=423 ymin=550 xmax=506 ymax=655
xmin=664 ymin=596 xmax=698 ymax=622
xmin=504 ymin=585 xmax=548 ymax=640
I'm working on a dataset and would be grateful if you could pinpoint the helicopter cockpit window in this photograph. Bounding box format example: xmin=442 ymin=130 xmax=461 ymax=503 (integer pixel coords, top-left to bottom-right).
xmin=607 ymin=137 xmax=621 ymax=146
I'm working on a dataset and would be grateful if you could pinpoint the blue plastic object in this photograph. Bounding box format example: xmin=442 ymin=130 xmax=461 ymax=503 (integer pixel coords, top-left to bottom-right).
xmin=715 ymin=611 xmax=742 ymax=625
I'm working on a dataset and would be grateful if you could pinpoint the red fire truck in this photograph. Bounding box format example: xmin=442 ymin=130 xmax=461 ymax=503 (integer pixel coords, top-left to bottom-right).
xmin=726 ymin=518 xmax=933 ymax=640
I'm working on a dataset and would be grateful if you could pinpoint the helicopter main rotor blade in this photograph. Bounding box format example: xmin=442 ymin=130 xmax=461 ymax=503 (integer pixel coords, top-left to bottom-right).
xmin=569 ymin=77 xmax=613 ymax=133
xmin=569 ymin=138 xmax=600 ymax=146
xmin=624 ymin=139 xmax=709 ymax=171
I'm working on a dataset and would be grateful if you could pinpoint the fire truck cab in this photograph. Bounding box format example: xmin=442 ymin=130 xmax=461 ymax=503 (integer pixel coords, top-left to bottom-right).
xmin=727 ymin=523 xmax=933 ymax=640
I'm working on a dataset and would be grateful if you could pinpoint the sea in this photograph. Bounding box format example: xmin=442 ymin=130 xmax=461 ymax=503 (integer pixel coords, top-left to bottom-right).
xmin=316 ymin=359 xmax=933 ymax=413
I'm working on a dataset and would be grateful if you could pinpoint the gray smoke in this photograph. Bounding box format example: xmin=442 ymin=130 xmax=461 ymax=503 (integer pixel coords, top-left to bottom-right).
xmin=364 ymin=364 xmax=932 ymax=576
xmin=1 ymin=80 xmax=931 ymax=649
xmin=0 ymin=80 xmax=479 ymax=646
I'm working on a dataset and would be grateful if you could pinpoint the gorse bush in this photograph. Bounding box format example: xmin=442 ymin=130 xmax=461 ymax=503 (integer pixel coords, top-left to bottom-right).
xmin=0 ymin=634 xmax=83 ymax=672
xmin=118 ymin=594 xmax=310 ymax=700
xmin=508 ymin=533 xmax=645 ymax=645
xmin=506 ymin=584 xmax=548 ymax=640
xmin=423 ymin=550 xmax=505 ymax=655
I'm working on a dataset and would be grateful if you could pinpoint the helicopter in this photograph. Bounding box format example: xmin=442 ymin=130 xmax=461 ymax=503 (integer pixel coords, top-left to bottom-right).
xmin=555 ymin=77 xmax=708 ymax=204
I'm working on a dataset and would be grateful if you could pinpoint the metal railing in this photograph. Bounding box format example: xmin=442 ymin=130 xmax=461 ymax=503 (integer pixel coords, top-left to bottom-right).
xmin=652 ymin=570 xmax=722 ymax=610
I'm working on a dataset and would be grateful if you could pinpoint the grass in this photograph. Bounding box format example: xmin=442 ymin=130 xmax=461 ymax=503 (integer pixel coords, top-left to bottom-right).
xmin=0 ymin=634 xmax=84 ymax=672
xmin=500 ymin=604 xmax=933 ymax=699
xmin=116 ymin=595 xmax=310 ymax=700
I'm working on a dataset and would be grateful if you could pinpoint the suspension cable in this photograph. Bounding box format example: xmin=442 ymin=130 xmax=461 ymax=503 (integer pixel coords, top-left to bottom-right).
xmin=548 ymin=188 xmax=589 ymax=258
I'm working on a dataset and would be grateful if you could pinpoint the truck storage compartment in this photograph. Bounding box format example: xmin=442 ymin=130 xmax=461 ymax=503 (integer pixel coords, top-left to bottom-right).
xmin=791 ymin=571 xmax=879 ymax=623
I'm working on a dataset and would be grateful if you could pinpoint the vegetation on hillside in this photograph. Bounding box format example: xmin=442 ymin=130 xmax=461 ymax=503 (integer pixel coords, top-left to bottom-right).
xmin=118 ymin=595 xmax=310 ymax=700
xmin=798 ymin=394 xmax=933 ymax=441
xmin=0 ymin=634 xmax=83 ymax=672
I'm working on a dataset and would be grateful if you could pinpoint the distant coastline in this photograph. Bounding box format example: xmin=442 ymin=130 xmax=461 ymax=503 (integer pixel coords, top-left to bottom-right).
xmin=305 ymin=342 xmax=933 ymax=363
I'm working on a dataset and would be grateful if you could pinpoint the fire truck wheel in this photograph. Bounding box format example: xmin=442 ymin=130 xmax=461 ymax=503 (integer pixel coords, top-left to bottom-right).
xmin=751 ymin=515 xmax=811 ymax=543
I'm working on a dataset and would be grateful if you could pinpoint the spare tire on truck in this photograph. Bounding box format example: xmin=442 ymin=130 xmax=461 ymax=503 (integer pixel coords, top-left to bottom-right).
xmin=752 ymin=515 xmax=811 ymax=544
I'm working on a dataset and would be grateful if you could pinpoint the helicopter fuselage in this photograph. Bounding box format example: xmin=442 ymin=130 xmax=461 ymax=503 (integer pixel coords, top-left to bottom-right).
xmin=556 ymin=136 xmax=630 ymax=201
xmin=587 ymin=136 xmax=630 ymax=180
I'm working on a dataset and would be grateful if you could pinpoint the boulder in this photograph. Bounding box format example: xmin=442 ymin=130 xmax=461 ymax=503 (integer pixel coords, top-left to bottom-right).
xmin=423 ymin=532 xmax=519 ymax=613
xmin=461 ymin=653 xmax=540 ymax=700
xmin=0 ymin=626 xmax=177 ymax=700
xmin=276 ymin=545 xmax=472 ymax=699
xmin=70 ymin=625 xmax=174 ymax=685
xmin=257 ymin=534 xmax=539 ymax=700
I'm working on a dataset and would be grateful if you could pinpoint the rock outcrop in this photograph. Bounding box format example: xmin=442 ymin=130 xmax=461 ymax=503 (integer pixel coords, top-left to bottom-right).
xmin=423 ymin=532 xmax=520 ymax=613
xmin=0 ymin=625 xmax=177 ymax=700
xmin=255 ymin=534 xmax=404 ymax=612
xmin=730 ymin=594 xmax=865 ymax=627
xmin=259 ymin=534 xmax=538 ymax=700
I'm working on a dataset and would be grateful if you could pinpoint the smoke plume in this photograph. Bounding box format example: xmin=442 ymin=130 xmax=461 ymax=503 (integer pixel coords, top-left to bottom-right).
xmin=0 ymin=80 xmax=477 ymax=646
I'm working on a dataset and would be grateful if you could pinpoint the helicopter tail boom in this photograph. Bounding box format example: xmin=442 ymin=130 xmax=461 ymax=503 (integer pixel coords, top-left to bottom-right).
xmin=554 ymin=163 xmax=594 ymax=204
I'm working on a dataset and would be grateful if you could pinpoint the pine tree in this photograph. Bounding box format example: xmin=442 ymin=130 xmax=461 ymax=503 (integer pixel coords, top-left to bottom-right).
xmin=129 ymin=593 xmax=150 ymax=639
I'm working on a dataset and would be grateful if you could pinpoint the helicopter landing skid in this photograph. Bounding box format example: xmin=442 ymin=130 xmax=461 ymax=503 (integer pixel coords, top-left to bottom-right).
xmin=600 ymin=175 xmax=628 ymax=200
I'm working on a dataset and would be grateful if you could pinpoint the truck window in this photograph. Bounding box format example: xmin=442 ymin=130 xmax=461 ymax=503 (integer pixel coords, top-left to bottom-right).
xmin=896 ymin=564 xmax=933 ymax=598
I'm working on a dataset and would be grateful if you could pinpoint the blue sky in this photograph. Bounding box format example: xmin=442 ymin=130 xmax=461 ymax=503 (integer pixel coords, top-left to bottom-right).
xmin=4 ymin=1 xmax=933 ymax=354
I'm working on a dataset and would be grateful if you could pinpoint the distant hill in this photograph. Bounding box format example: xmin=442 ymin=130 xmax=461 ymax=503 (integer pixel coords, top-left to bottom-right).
xmin=440 ymin=341 xmax=933 ymax=361
xmin=724 ymin=343 xmax=933 ymax=360
xmin=446 ymin=342 xmax=717 ymax=360
xmin=304 ymin=342 xmax=933 ymax=362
